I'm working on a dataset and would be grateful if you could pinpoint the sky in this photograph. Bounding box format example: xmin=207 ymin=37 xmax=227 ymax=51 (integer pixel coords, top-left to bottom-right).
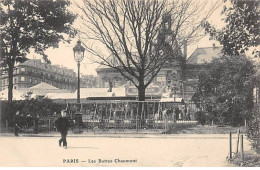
xmin=27 ymin=0 xmax=225 ymax=76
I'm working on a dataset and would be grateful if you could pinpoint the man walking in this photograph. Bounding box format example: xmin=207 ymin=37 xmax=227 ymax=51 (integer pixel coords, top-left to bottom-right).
xmin=55 ymin=110 xmax=70 ymax=149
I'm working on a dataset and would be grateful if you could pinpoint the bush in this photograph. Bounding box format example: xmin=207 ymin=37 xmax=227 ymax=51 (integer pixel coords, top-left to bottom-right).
xmin=195 ymin=111 xmax=207 ymax=125
xmin=246 ymin=103 xmax=260 ymax=154
xmin=1 ymin=99 xmax=65 ymax=127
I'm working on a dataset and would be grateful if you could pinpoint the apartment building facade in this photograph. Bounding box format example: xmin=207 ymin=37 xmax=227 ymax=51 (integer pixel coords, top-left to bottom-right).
xmin=1 ymin=59 xmax=78 ymax=92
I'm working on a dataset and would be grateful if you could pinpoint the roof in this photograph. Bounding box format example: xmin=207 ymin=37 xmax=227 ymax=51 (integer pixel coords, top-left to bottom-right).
xmin=76 ymin=87 xmax=126 ymax=98
xmin=45 ymin=93 xmax=76 ymax=99
xmin=0 ymin=89 xmax=24 ymax=100
xmin=187 ymin=46 xmax=222 ymax=64
xmin=30 ymin=82 xmax=58 ymax=90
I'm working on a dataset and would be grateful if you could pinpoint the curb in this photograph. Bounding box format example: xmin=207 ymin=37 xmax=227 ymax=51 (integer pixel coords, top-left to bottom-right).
xmin=0 ymin=133 xmax=233 ymax=139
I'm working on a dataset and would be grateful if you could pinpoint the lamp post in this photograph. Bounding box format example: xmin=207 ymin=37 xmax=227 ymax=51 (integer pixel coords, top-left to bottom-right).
xmin=73 ymin=40 xmax=85 ymax=104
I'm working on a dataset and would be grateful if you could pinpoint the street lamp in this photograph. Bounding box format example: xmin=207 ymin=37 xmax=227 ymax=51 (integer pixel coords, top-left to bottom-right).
xmin=73 ymin=40 xmax=85 ymax=104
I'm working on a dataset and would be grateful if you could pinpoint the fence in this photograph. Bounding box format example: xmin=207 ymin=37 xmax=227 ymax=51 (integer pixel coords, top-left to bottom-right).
xmin=68 ymin=100 xmax=199 ymax=120
xmin=3 ymin=100 xmax=199 ymax=133
xmin=228 ymin=130 xmax=245 ymax=163
xmin=68 ymin=100 xmax=198 ymax=132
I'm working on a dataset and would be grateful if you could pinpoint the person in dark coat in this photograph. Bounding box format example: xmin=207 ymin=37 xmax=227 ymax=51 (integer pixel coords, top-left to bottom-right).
xmin=13 ymin=111 xmax=21 ymax=136
xmin=34 ymin=114 xmax=40 ymax=134
xmin=25 ymin=114 xmax=33 ymax=127
xmin=55 ymin=110 xmax=70 ymax=149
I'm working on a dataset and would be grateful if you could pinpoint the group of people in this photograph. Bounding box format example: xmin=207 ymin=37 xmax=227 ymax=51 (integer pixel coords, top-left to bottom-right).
xmin=13 ymin=111 xmax=40 ymax=136
xmin=13 ymin=110 xmax=71 ymax=149
xmin=154 ymin=106 xmax=190 ymax=121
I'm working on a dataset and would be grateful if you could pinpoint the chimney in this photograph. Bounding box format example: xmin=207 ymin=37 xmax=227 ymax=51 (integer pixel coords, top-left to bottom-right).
xmin=183 ymin=41 xmax=187 ymax=60
xmin=212 ymin=43 xmax=216 ymax=50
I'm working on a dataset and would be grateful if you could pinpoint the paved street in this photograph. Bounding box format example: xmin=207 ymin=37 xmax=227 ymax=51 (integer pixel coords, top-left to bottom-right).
xmin=0 ymin=134 xmax=251 ymax=167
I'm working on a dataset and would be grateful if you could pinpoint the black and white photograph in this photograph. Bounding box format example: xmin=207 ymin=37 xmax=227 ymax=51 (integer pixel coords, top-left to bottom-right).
xmin=0 ymin=0 xmax=259 ymax=167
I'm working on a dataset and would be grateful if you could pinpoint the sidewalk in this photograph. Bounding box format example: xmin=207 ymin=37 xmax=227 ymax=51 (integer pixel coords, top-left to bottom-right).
xmin=0 ymin=128 xmax=161 ymax=137
xmin=0 ymin=130 xmax=237 ymax=139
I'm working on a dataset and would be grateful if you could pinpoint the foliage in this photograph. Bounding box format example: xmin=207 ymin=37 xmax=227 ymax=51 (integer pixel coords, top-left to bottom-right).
xmin=1 ymin=99 xmax=65 ymax=126
xmin=246 ymin=103 xmax=260 ymax=154
xmin=0 ymin=0 xmax=76 ymax=102
xmin=75 ymin=0 xmax=221 ymax=101
xmin=203 ymin=0 xmax=260 ymax=57
xmin=192 ymin=55 xmax=256 ymax=126
xmin=194 ymin=111 xmax=207 ymax=125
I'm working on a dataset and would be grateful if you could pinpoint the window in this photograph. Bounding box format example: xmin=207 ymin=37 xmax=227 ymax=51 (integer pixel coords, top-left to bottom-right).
xmin=14 ymin=78 xmax=16 ymax=84
xmin=21 ymin=77 xmax=25 ymax=81
xmin=14 ymin=86 xmax=16 ymax=89
xmin=30 ymin=78 xmax=32 ymax=83
xmin=2 ymin=80 xmax=5 ymax=86
xmin=20 ymin=68 xmax=26 ymax=72
xmin=35 ymin=79 xmax=38 ymax=84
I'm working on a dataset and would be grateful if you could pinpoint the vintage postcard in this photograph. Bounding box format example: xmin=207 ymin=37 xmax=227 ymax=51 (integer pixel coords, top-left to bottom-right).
xmin=0 ymin=0 xmax=259 ymax=167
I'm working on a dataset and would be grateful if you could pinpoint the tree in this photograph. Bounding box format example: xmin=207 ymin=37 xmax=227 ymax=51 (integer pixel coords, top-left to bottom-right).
xmin=0 ymin=0 xmax=76 ymax=103
xmin=192 ymin=55 xmax=256 ymax=126
xmin=75 ymin=0 xmax=221 ymax=101
xmin=246 ymin=103 xmax=260 ymax=153
xmin=203 ymin=0 xmax=260 ymax=57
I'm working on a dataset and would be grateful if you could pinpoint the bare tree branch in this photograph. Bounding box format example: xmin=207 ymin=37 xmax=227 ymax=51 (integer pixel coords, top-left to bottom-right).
xmin=74 ymin=0 xmax=221 ymax=100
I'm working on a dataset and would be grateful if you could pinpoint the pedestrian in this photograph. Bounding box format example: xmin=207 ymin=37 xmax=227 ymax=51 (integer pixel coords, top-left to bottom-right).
xmin=53 ymin=112 xmax=57 ymax=117
xmin=34 ymin=114 xmax=40 ymax=134
xmin=162 ymin=109 xmax=167 ymax=120
xmin=13 ymin=111 xmax=21 ymax=136
xmin=55 ymin=110 xmax=70 ymax=149
xmin=26 ymin=114 xmax=33 ymax=127
xmin=130 ymin=109 xmax=134 ymax=119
